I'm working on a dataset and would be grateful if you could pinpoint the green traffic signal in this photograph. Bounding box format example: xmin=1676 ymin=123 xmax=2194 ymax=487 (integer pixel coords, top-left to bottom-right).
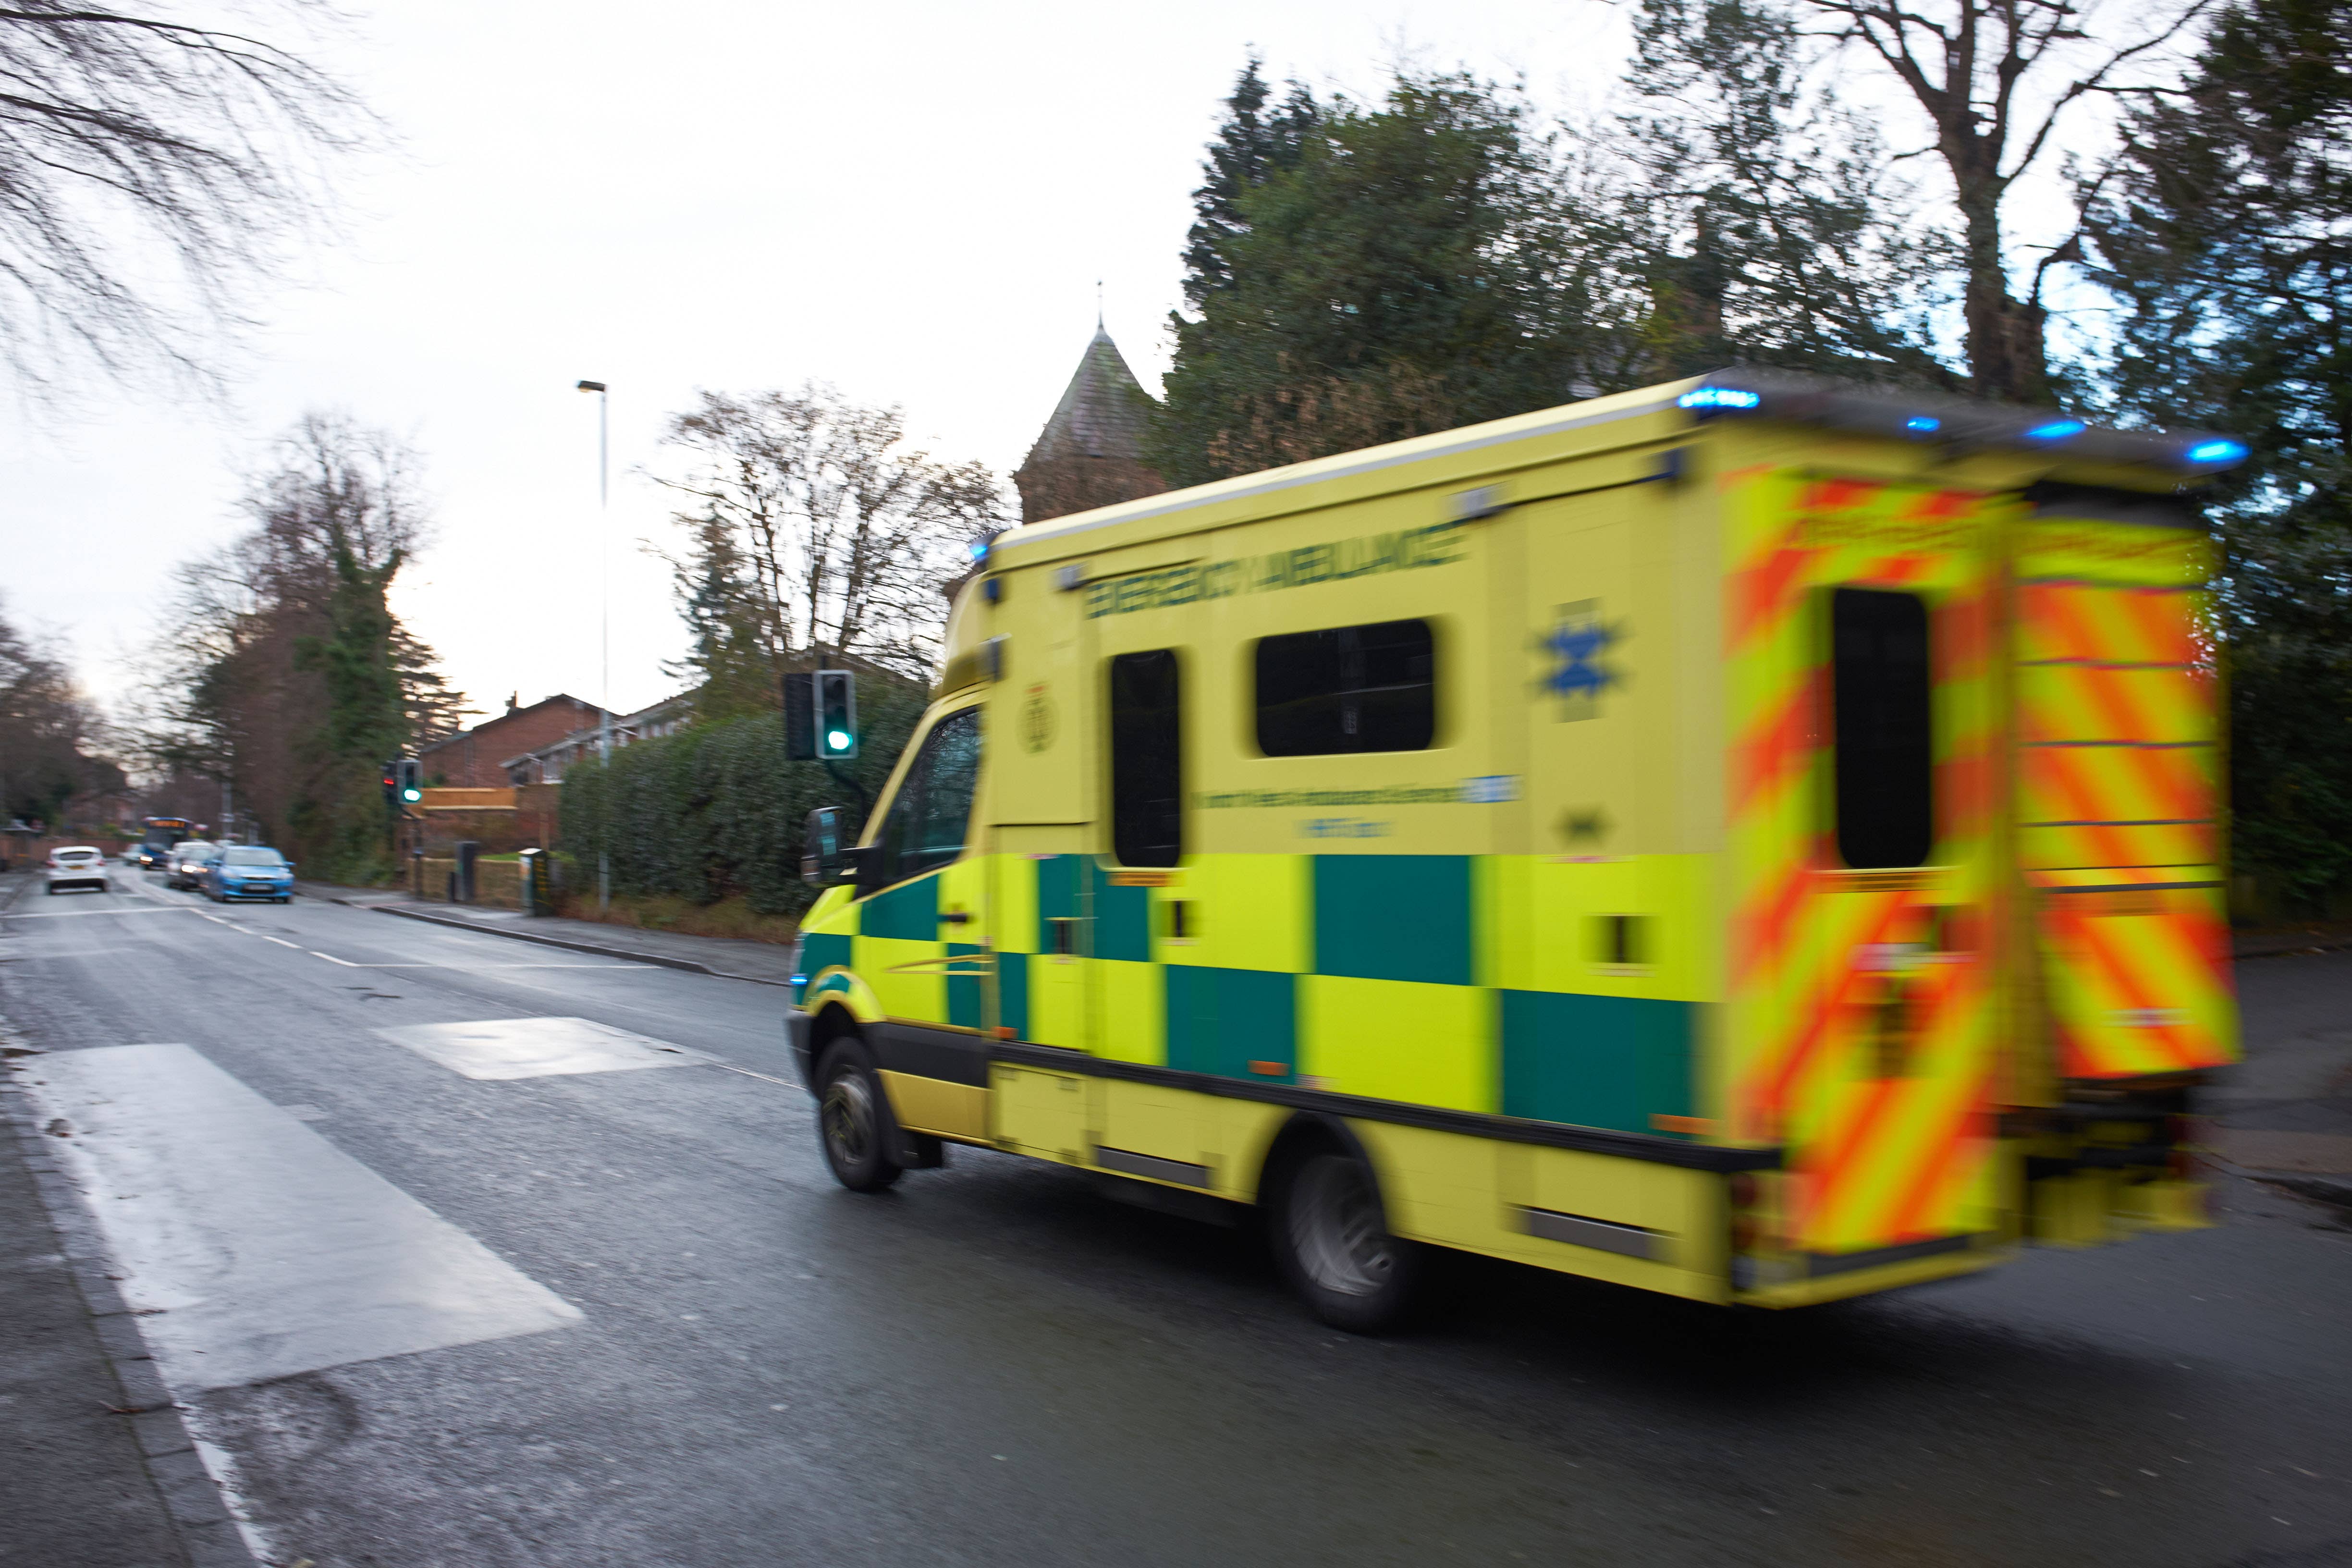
xmin=815 ymin=671 xmax=857 ymax=759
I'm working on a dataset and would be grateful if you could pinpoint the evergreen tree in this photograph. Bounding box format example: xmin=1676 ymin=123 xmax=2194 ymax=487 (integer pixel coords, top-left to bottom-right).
xmin=2087 ymin=0 xmax=2352 ymax=907
xmin=1150 ymin=72 xmax=1617 ymax=486
xmin=291 ymin=530 xmax=408 ymax=881
xmin=1178 ymin=58 xmax=1320 ymax=314
xmin=667 ymin=507 xmax=773 ymax=720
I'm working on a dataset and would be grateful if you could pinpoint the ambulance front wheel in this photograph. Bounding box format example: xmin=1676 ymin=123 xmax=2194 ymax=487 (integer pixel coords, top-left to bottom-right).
xmin=1270 ymin=1143 xmax=1423 ymax=1334
xmin=817 ymin=1041 xmax=903 ymax=1193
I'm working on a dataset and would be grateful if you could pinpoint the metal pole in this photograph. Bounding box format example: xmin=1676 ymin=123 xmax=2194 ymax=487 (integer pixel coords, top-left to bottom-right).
xmin=596 ymin=383 xmax=611 ymax=911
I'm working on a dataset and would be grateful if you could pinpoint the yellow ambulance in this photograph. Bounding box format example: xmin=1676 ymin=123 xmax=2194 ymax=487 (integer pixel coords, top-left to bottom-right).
xmin=785 ymin=370 xmax=2244 ymax=1330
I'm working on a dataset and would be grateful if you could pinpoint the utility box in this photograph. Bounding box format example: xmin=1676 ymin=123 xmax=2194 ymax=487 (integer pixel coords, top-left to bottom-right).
xmin=454 ymin=840 xmax=480 ymax=904
xmin=518 ymin=847 xmax=550 ymax=916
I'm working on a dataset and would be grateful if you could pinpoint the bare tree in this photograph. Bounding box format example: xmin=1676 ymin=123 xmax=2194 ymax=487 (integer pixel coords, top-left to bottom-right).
xmin=0 ymin=0 xmax=371 ymax=394
xmin=1791 ymin=0 xmax=2213 ymax=401
xmin=656 ymin=384 xmax=1008 ymax=686
xmin=0 ymin=595 xmax=110 ymax=823
xmin=135 ymin=411 xmax=460 ymax=874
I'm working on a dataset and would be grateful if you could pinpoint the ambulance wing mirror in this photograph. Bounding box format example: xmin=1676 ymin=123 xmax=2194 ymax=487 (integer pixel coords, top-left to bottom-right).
xmin=802 ymin=807 xmax=849 ymax=886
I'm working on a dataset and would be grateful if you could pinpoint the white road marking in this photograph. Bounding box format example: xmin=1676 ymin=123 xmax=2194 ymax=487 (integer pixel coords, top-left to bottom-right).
xmin=0 ymin=905 xmax=203 ymax=919
xmin=23 ymin=1044 xmax=580 ymax=1391
xmin=708 ymin=1062 xmax=799 ymax=1089
xmin=310 ymin=951 xmax=359 ymax=966
xmin=374 ymin=1017 xmax=713 ymax=1080
xmin=318 ymin=961 xmax=649 ymax=970
xmin=262 ymin=937 xmax=302 ymax=949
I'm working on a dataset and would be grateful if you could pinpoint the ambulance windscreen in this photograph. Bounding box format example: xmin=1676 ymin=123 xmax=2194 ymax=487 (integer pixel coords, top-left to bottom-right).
xmin=1831 ymin=588 xmax=1934 ymax=868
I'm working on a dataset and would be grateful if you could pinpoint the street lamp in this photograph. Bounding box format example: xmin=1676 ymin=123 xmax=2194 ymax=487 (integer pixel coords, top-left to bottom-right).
xmin=577 ymin=379 xmax=611 ymax=910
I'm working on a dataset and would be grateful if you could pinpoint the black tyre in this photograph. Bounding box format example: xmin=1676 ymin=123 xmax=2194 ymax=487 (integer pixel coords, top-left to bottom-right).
xmin=816 ymin=1041 xmax=903 ymax=1193
xmin=1269 ymin=1142 xmax=1424 ymax=1334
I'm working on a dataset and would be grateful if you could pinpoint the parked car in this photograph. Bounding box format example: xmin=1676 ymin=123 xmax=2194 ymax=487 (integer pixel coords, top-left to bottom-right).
xmin=164 ymin=840 xmax=217 ymax=889
xmin=44 ymin=846 xmax=109 ymax=895
xmin=199 ymin=845 xmax=294 ymax=904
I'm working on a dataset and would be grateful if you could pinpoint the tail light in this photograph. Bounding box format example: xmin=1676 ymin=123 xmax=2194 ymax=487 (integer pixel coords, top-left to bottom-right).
xmin=1727 ymin=1173 xmax=1762 ymax=1253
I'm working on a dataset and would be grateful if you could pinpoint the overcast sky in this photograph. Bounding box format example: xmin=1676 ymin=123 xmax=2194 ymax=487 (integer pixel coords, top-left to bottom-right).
xmin=0 ymin=0 xmax=1632 ymax=729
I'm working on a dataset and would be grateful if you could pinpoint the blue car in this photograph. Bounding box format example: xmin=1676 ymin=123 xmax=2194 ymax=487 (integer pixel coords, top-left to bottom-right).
xmin=200 ymin=845 xmax=295 ymax=903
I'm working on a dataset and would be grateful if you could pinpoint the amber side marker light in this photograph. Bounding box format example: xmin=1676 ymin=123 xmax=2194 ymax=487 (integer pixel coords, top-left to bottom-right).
xmin=1651 ymin=1114 xmax=1715 ymax=1135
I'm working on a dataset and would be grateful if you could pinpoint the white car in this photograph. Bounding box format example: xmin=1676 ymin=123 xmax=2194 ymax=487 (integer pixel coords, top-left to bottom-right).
xmin=45 ymin=846 xmax=110 ymax=895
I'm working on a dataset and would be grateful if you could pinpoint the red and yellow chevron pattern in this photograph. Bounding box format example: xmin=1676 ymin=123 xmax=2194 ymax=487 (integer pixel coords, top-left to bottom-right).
xmin=2015 ymin=518 xmax=2236 ymax=1078
xmin=1723 ymin=471 xmax=2005 ymax=1256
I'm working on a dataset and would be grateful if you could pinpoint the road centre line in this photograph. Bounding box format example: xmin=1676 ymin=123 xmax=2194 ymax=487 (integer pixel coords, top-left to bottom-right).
xmin=310 ymin=951 xmax=359 ymax=966
xmin=327 ymin=960 xmax=651 ymax=969
xmin=263 ymin=936 xmax=302 ymax=948
xmin=0 ymin=905 xmax=203 ymax=919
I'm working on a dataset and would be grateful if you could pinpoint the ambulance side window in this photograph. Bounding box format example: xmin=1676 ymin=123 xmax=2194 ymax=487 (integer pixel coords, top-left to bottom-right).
xmin=872 ymin=708 xmax=981 ymax=892
xmin=1831 ymin=588 xmax=1933 ymax=867
xmin=1254 ymin=619 xmax=1435 ymax=755
xmin=1109 ymin=649 xmax=1183 ymax=867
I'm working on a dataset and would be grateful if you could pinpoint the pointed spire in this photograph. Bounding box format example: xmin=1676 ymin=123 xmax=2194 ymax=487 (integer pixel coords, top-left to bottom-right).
xmin=1013 ymin=318 xmax=1169 ymax=524
xmin=1024 ymin=323 xmax=1155 ymax=468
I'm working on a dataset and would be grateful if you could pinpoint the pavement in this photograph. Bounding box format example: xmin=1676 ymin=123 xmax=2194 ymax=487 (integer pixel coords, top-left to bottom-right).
xmin=1 ymin=867 xmax=2348 ymax=1568
xmin=294 ymin=881 xmax=799 ymax=986
xmin=0 ymin=871 xmax=255 ymax=1567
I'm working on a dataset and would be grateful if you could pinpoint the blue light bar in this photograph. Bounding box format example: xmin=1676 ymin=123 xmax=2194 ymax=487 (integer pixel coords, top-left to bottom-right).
xmin=968 ymin=536 xmax=991 ymax=563
xmin=2186 ymin=438 xmax=2249 ymax=465
xmin=1904 ymin=416 xmax=1941 ymax=434
xmin=1678 ymin=386 xmax=1762 ymax=411
xmin=2023 ymin=418 xmax=2086 ymax=441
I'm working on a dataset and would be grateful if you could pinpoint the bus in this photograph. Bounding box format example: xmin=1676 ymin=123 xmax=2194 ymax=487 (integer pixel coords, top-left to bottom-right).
xmin=786 ymin=370 xmax=2241 ymax=1329
xmin=138 ymin=817 xmax=195 ymax=867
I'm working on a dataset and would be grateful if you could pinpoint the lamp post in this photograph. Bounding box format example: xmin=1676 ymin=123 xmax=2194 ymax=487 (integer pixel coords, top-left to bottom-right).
xmin=576 ymin=379 xmax=611 ymax=910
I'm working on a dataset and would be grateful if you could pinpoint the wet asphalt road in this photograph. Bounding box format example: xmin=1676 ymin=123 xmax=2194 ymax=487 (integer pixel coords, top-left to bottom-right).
xmin=2 ymin=871 xmax=2348 ymax=1568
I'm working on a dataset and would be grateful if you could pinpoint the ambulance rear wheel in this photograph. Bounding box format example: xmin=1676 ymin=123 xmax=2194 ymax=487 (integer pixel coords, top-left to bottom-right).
xmin=816 ymin=1042 xmax=902 ymax=1193
xmin=1271 ymin=1145 xmax=1422 ymax=1333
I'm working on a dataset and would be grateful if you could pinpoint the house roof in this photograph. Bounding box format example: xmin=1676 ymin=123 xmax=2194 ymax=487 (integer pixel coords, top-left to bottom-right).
xmin=1018 ymin=326 xmax=1157 ymax=470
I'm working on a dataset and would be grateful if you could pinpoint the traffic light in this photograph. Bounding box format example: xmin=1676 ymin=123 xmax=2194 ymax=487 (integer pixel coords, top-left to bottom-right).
xmin=396 ymin=759 xmax=423 ymax=803
xmin=382 ymin=762 xmax=399 ymax=815
xmin=782 ymin=670 xmax=856 ymax=760
xmin=815 ymin=670 xmax=857 ymax=759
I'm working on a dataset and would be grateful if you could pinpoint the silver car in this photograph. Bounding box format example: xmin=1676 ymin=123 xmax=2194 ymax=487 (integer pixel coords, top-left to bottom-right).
xmin=164 ymin=840 xmax=217 ymax=889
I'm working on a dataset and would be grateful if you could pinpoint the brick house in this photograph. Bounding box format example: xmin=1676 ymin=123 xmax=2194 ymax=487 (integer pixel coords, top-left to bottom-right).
xmin=502 ymin=691 xmax=696 ymax=784
xmin=419 ymin=694 xmax=607 ymax=788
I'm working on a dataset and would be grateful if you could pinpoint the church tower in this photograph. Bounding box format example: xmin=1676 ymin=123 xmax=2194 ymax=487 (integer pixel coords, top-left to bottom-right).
xmin=1013 ymin=324 xmax=1168 ymax=525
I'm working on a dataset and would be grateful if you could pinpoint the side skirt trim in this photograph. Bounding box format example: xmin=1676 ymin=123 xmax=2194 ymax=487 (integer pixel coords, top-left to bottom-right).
xmin=1093 ymin=1145 xmax=1213 ymax=1188
xmin=1519 ymin=1206 xmax=1671 ymax=1262
xmin=986 ymin=1041 xmax=1779 ymax=1173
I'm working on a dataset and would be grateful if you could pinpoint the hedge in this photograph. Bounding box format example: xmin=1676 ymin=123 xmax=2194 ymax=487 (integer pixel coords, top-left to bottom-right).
xmin=558 ymin=678 xmax=928 ymax=918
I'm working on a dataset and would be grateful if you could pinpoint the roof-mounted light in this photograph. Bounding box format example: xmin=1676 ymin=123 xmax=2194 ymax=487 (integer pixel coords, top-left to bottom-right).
xmin=2023 ymin=418 xmax=2086 ymax=442
xmin=1904 ymin=416 xmax=1941 ymax=434
xmin=2186 ymin=438 xmax=2249 ymax=466
xmin=1678 ymin=386 xmax=1762 ymax=412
